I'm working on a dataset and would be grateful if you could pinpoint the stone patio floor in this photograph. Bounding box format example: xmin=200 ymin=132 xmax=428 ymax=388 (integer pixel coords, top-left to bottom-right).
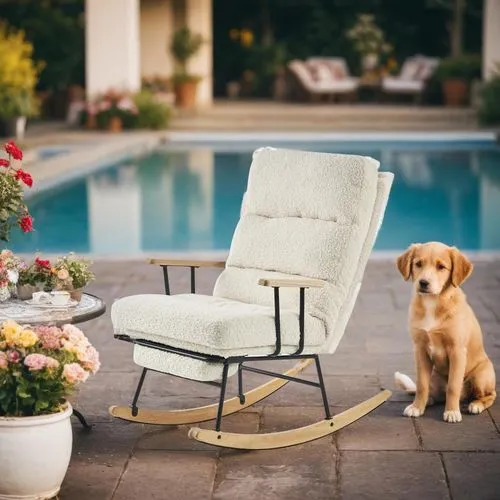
xmin=61 ymin=258 xmax=500 ymax=500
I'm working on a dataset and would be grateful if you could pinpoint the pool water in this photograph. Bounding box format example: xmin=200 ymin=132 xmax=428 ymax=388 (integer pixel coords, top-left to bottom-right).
xmin=9 ymin=140 xmax=500 ymax=255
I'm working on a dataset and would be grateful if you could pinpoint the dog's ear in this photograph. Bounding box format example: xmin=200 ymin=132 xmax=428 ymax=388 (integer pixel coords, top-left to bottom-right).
xmin=450 ymin=247 xmax=473 ymax=287
xmin=396 ymin=244 xmax=418 ymax=281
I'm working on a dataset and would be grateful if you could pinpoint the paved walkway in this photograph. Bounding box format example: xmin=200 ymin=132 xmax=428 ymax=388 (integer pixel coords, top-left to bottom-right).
xmin=61 ymin=258 xmax=500 ymax=500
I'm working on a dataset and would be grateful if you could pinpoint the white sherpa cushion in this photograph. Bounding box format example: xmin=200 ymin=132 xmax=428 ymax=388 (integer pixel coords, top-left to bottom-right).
xmin=133 ymin=345 xmax=239 ymax=382
xmin=244 ymin=147 xmax=380 ymax=221
xmin=324 ymin=172 xmax=394 ymax=353
xmin=111 ymin=293 xmax=326 ymax=357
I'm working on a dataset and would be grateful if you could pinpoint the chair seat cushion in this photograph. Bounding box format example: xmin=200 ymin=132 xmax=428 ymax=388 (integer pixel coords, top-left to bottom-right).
xmin=382 ymin=78 xmax=423 ymax=93
xmin=111 ymin=293 xmax=326 ymax=357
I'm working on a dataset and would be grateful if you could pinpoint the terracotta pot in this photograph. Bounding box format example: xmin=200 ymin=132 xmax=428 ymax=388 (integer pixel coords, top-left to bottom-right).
xmin=69 ymin=289 xmax=83 ymax=302
xmin=86 ymin=114 xmax=96 ymax=130
xmin=442 ymin=79 xmax=468 ymax=107
xmin=108 ymin=115 xmax=123 ymax=132
xmin=174 ymin=81 xmax=198 ymax=109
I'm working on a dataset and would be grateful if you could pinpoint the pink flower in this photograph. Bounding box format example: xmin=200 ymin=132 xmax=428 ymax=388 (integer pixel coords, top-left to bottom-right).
xmin=62 ymin=363 xmax=89 ymax=384
xmin=7 ymin=350 xmax=20 ymax=363
xmin=79 ymin=345 xmax=100 ymax=374
xmin=36 ymin=326 xmax=63 ymax=349
xmin=24 ymin=353 xmax=49 ymax=371
xmin=45 ymin=356 xmax=59 ymax=370
xmin=0 ymin=352 xmax=7 ymax=369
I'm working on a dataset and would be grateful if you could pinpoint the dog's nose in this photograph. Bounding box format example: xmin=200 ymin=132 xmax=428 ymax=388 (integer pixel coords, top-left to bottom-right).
xmin=419 ymin=279 xmax=429 ymax=289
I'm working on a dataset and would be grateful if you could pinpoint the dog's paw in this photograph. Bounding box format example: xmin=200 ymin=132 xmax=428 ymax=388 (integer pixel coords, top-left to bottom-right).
xmin=443 ymin=409 xmax=462 ymax=423
xmin=403 ymin=404 xmax=424 ymax=417
xmin=468 ymin=401 xmax=485 ymax=415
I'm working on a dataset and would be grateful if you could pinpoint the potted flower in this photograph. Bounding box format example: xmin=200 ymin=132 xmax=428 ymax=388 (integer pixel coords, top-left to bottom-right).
xmin=0 ymin=249 xmax=22 ymax=301
xmin=0 ymin=320 xmax=100 ymax=499
xmin=0 ymin=23 xmax=43 ymax=140
xmin=16 ymin=256 xmax=53 ymax=300
xmin=50 ymin=253 xmax=95 ymax=302
xmin=84 ymin=90 xmax=138 ymax=132
xmin=170 ymin=27 xmax=204 ymax=109
xmin=434 ymin=54 xmax=481 ymax=106
xmin=0 ymin=141 xmax=34 ymax=242
xmin=346 ymin=14 xmax=392 ymax=76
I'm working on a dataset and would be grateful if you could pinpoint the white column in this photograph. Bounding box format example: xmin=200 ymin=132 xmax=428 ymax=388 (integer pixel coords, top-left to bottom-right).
xmin=483 ymin=0 xmax=500 ymax=80
xmin=185 ymin=0 xmax=213 ymax=107
xmin=140 ymin=0 xmax=175 ymax=80
xmin=85 ymin=0 xmax=141 ymax=97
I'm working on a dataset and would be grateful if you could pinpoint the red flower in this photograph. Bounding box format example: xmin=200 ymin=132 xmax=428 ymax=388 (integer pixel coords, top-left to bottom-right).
xmin=19 ymin=215 xmax=33 ymax=233
xmin=15 ymin=169 xmax=33 ymax=188
xmin=0 ymin=159 xmax=9 ymax=168
xmin=4 ymin=141 xmax=23 ymax=161
xmin=35 ymin=257 xmax=51 ymax=268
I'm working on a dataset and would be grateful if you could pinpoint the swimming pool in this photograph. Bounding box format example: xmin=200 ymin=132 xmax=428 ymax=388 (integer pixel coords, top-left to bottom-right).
xmin=9 ymin=138 xmax=500 ymax=256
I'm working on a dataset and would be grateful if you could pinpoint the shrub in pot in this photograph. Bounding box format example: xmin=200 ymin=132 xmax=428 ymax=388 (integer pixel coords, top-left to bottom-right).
xmin=170 ymin=27 xmax=204 ymax=109
xmin=0 ymin=23 xmax=43 ymax=140
xmin=133 ymin=90 xmax=172 ymax=129
xmin=0 ymin=320 xmax=100 ymax=499
xmin=434 ymin=54 xmax=481 ymax=107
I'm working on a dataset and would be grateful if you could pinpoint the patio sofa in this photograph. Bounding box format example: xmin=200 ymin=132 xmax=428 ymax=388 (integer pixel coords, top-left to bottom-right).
xmin=380 ymin=55 xmax=439 ymax=103
xmin=287 ymin=58 xmax=359 ymax=102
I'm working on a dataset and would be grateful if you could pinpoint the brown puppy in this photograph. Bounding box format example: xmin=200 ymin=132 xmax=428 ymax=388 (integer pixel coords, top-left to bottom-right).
xmin=395 ymin=242 xmax=496 ymax=423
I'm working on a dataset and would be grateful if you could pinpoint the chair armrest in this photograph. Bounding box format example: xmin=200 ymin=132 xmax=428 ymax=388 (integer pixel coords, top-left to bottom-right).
xmin=258 ymin=277 xmax=325 ymax=288
xmin=148 ymin=258 xmax=226 ymax=268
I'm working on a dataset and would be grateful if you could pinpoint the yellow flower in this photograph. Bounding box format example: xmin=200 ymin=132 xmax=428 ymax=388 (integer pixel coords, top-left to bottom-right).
xmin=2 ymin=320 xmax=23 ymax=345
xmin=240 ymin=29 xmax=254 ymax=48
xmin=18 ymin=329 xmax=38 ymax=348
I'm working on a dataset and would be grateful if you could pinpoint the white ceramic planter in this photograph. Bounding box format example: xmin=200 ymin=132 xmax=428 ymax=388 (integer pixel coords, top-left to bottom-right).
xmin=0 ymin=404 xmax=73 ymax=500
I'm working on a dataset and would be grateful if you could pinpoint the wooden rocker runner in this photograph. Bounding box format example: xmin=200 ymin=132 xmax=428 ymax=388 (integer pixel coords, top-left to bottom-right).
xmin=110 ymin=147 xmax=394 ymax=450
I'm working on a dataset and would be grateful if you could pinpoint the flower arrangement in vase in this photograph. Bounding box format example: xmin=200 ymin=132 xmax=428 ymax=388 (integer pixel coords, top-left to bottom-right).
xmin=0 ymin=141 xmax=34 ymax=242
xmin=16 ymin=256 xmax=53 ymax=299
xmin=50 ymin=253 xmax=95 ymax=302
xmin=0 ymin=249 xmax=22 ymax=301
xmin=0 ymin=320 xmax=99 ymax=498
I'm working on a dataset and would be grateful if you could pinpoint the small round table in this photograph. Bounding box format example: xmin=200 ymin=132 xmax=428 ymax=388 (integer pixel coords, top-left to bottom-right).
xmin=0 ymin=293 xmax=106 ymax=326
xmin=0 ymin=293 xmax=106 ymax=430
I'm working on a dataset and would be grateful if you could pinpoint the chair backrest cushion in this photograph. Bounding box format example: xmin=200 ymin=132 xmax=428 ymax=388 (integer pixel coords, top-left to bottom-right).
xmin=214 ymin=147 xmax=381 ymax=343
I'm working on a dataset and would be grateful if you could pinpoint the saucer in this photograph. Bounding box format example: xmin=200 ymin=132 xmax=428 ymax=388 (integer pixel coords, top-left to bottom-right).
xmin=26 ymin=299 xmax=78 ymax=309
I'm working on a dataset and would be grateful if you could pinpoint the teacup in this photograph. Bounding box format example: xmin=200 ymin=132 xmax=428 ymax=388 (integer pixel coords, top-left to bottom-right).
xmin=50 ymin=291 xmax=71 ymax=306
xmin=32 ymin=291 xmax=51 ymax=304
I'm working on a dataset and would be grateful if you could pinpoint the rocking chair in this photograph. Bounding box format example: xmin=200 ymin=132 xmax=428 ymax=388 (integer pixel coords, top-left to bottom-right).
xmin=110 ymin=147 xmax=394 ymax=450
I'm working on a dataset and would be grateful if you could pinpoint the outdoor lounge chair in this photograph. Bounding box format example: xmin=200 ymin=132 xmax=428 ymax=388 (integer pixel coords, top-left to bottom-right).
xmin=287 ymin=59 xmax=359 ymax=101
xmin=110 ymin=147 xmax=394 ymax=450
xmin=381 ymin=55 xmax=439 ymax=102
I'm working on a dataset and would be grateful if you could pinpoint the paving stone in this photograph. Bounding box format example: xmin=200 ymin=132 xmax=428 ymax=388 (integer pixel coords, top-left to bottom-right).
xmin=443 ymin=452 xmax=500 ymax=500
xmin=416 ymin=404 xmax=500 ymax=451
xmin=337 ymin=402 xmax=420 ymax=451
xmin=60 ymin=454 xmax=126 ymax=500
xmin=340 ymin=451 xmax=449 ymax=500
xmin=213 ymin=431 xmax=336 ymax=499
xmin=113 ymin=451 xmax=217 ymax=500
xmin=136 ymin=411 xmax=260 ymax=452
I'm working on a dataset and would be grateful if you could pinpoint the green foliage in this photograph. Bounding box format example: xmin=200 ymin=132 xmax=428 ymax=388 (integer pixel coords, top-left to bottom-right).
xmin=133 ymin=91 xmax=172 ymax=130
xmin=478 ymin=66 xmax=500 ymax=126
xmin=0 ymin=173 xmax=24 ymax=241
xmin=170 ymin=26 xmax=203 ymax=75
xmin=434 ymin=54 xmax=482 ymax=82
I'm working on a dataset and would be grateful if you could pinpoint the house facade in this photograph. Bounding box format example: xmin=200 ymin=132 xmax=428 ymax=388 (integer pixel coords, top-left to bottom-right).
xmin=84 ymin=0 xmax=499 ymax=108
